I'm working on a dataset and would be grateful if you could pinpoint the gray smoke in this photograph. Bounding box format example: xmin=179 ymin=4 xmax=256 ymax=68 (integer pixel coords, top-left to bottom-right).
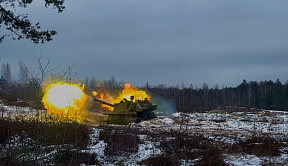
xmin=151 ymin=96 xmax=177 ymax=116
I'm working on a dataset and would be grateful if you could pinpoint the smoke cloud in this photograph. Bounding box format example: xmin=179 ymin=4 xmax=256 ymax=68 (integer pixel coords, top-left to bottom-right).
xmin=151 ymin=96 xmax=177 ymax=116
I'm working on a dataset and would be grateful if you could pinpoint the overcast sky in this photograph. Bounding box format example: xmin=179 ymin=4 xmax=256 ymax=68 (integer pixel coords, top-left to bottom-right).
xmin=1 ymin=0 xmax=288 ymax=88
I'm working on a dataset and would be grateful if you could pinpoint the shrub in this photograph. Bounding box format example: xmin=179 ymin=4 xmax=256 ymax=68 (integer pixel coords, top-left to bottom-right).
xmin=0 ymin=119 xmax=91 ymax=165
xmin=101 ymin=127 xmax=141 ymax=156
xmin=54 ymin=150 xmax=98 ymax=165
xmin=141 ymin=130 xmax=227 ymax=166
xmin=140 ymin=154 xmax=180 ymax=166
xmin=229 ymin=136 xmax=284 ymax=157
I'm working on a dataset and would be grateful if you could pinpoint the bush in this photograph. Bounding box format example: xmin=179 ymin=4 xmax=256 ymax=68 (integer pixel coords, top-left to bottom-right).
xmin=141 ymin=131 xmax=227 ymax=166
xmin=0 ymin=119 xmax=91 ymax=165
xmin=54 ymin=150 xmax=98 ymax=165
xmin=99 ymin=126 xmax=141 ymax=156
xmin=140 ymin=154 xmax=180 ymax=166
xmin=229 ymin=136 xmax=284 ymax=157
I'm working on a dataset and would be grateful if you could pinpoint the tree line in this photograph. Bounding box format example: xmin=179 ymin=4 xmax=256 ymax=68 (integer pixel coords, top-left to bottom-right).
xmin=84 ymin=77 xmax=288 ymax=112
xmin=1 ymin=62 xmax=288 ymax=112
xmin=0 ymin=59 xmax=72 ymax=108
xmin=144 ymin=79 xmax=288 ymax=112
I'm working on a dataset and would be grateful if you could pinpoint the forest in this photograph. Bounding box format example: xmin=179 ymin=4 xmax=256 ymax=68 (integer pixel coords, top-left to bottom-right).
xmin=146 ymin=78 xmax=288 ymax=112
xmin=1 ymin=62 xmax=288 ymax=165
xmin=1 ymin=62 xmax=288 ymax=112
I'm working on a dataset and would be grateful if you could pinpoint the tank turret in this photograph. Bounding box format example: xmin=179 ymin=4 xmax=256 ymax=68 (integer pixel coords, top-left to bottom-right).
xmin=93 ymin=97 xmax=157 ymax=124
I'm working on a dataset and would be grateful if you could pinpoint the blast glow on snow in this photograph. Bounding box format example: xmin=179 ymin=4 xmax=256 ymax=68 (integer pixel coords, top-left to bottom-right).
xmin=42 ymin=83 xmax=88 ymax=122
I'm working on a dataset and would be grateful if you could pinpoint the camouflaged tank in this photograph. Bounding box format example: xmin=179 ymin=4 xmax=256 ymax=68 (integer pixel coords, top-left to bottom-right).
xmin=94 ymin=96 xmax=157 ymax=125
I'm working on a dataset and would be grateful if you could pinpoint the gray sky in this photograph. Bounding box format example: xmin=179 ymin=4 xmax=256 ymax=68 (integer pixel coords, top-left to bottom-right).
xmin=1 ymin=0 xmax=288 ymax=88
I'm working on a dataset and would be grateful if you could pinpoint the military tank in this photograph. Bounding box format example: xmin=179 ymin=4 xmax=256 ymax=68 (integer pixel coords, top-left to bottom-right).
xmin=94 ymin=96 xmax=157 ymax=125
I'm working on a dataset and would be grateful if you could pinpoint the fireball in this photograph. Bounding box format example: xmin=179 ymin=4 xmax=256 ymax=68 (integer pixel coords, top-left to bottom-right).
xmin=115 ymin=83 xmax=150 ymax=102
xmin=94 ymin=83 xmax=150 ymax=111
xmin=42 ymin=82 xmax=88 ymax=122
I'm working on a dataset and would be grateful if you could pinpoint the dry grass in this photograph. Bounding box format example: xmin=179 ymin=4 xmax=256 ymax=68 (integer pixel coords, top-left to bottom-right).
xmin=0 ymin=118 xmax=94 ymax=165
xmin=98 ymin=126 xmax=141 ymax=156
xmin=228 ymin=136 xmax=287 ymax=157
xmin=141 ymin=130 xmax=227 ymax=166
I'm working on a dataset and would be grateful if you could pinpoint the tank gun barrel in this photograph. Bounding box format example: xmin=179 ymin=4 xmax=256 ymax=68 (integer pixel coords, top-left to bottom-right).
xmin=93 ymin=98 xmax=115 ymax=107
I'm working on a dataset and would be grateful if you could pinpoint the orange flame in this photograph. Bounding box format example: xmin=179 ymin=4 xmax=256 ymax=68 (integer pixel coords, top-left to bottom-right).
xmin=42 ymin=82 xmax=88 ymax=122
xmin=116 ymin=83 xmax=150 ymax=102
xmin=95 ymin=83 xmax=150 ymax=111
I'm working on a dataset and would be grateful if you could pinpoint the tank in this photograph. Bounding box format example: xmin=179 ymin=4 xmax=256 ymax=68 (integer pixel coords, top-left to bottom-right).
xmin=94 ymin=96 xmax=157 ymax=125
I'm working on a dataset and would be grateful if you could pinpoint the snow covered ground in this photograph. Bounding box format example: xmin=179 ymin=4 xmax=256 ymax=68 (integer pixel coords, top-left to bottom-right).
xmin=0 ymin=100 xmax=48 ymax=120
xmin=1 ymin=100 xmax=288 ymax=165
xmin=137 ymin=111 xmax=288 ymax=165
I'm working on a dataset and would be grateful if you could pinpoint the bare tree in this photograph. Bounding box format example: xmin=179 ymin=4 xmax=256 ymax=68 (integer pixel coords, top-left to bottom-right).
xmin=18 ymin=61 xmax=29 ymax=86
xmin=202 ymin=83 xmax=209 ymax=106
xmin=1 ymin=62 xmax=11 ymax=85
